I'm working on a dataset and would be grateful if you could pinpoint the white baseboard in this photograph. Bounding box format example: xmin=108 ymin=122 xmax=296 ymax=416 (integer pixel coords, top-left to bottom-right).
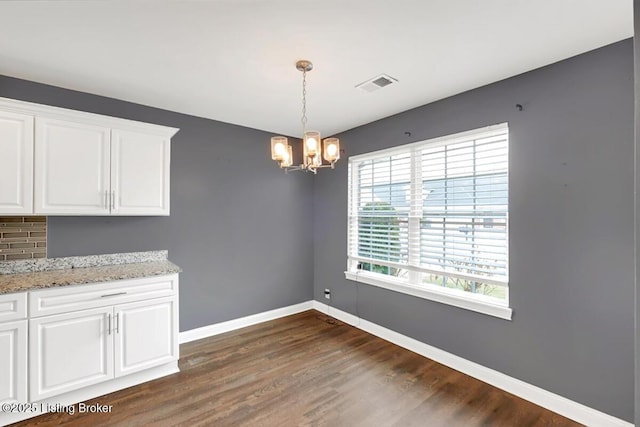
xmin=312 ymin=301 xmax=632 ymax=427
xmin=179 ymin=301 xmax=314 ymax=344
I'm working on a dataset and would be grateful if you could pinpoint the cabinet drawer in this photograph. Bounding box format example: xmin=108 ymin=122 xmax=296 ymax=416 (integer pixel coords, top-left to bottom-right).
xmin=29 ymin=274 xmax=178 ymax=318
xmin=0 ymin=293 xmax=27 ymax=322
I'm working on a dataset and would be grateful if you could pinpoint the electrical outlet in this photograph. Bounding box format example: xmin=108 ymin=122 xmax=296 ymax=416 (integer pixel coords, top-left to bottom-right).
xmin=324 ymin=289 xmax=331 ymax=300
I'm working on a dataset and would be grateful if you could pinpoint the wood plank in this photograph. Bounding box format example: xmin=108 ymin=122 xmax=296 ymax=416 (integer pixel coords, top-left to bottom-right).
xmin=10 ymin=310 xmax=581 ymax=427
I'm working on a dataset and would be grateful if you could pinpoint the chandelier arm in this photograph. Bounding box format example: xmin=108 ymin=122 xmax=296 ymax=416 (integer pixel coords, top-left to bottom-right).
xmin=313 ymin=163 xmax=336 ymax=169
xmin=281 ymin=165 xmax=306 ymax=173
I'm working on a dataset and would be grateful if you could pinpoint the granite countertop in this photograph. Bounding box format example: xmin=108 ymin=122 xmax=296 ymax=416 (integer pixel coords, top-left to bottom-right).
xmin=0 ymin=251 xmax=181 ymax=295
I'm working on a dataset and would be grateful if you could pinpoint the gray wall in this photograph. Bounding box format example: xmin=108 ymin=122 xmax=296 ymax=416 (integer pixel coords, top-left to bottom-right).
xmin=0 ymin=75 xmax=314 ymax=331
xmin=635 ymin=1 xmax=640 ymax=425
xmin=314 ymin=40 xmax=635 ymax=421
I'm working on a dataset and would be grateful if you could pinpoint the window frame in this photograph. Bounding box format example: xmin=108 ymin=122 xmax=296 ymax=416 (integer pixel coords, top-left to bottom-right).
xmin=345 ymin=123 xmax=512 ymax=320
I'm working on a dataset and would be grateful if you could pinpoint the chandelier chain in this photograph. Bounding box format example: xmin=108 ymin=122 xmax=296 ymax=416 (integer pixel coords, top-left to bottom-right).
xmin=301 ymin=69 xmax=307 ymax=133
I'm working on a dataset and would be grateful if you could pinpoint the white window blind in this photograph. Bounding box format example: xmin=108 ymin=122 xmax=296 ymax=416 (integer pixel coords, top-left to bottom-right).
xmin=347 ymin=123 xmax=509 ymax=306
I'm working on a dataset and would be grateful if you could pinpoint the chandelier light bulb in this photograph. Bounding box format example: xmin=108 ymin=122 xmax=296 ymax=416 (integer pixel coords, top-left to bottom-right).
xmin=306 ymin=138 xmax=317 ymax=150
xmin=274 ymin=142 xmax=286 ymax=156
xmin=326 ymin=144 xmax=337 ymax=156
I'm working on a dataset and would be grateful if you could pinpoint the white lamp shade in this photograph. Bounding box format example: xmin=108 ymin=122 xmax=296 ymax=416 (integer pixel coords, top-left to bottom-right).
xmin=303 ymin=131 xmax=321 ymax=163
xmin=271 ymin=136 xmax=288 ymax=161
xmin=323 ymin=138 xmax=340 ymax=162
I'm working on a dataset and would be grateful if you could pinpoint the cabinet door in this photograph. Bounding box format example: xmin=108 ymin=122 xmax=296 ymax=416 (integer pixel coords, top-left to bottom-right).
xmin=34 ymin=117 xmax=111 ymax=215
xmin=0 ymin=320 xmax=27 ymax=404
xmin=111 ymin=130 xmax=170 ymax=216
xmin=29 ymin=307 xmax=114 ymax=401
xmin=114 ymin=297 xmax=177 ymax=377
xmin=0 ymin=111 xmax=33 ymax=214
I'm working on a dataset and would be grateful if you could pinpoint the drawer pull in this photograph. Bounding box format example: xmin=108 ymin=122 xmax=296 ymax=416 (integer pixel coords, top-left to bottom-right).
xmin=100 ymin=292 xmax=127 ymax=298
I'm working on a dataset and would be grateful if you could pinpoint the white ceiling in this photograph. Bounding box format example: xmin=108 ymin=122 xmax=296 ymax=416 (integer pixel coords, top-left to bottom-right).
xmin=0 ymin=0 xmax=632 ymax=137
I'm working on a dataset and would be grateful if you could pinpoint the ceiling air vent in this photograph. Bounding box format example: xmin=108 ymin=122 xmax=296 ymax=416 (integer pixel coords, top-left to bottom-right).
xmin=355 ymin=74 xmax=398 ymax=92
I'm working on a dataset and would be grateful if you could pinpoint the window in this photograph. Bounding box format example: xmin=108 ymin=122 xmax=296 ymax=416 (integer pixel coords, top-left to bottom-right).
xmin=346 ymin=123 xmax=511 ymax=319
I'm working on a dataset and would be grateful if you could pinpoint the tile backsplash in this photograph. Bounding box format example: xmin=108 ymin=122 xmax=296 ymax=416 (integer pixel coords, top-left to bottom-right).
xmin=0 ymin=217 xmax=47 ymax=261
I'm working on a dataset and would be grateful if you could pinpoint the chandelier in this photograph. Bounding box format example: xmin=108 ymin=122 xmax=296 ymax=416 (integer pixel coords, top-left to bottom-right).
xmin=270 ymin=60 xmax=340 ymax=174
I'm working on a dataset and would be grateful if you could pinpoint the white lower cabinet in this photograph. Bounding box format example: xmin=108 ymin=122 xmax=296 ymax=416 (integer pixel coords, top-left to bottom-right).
xmin=0 ymin=292 xmax=28 ymax=405
xmin=0 ymin=320 xmax=27 ymax=404
xmin=115 ymin=297 xmax=177 ymax=377
xmin=27 ymin=274 xmax=179 ymax=402
xmin=29 ymin=307 xmax=114 ymax=401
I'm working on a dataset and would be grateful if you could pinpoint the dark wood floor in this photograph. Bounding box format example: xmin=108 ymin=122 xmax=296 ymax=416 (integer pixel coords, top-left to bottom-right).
xmin=12 ymin=310 xmax=581 ymax=427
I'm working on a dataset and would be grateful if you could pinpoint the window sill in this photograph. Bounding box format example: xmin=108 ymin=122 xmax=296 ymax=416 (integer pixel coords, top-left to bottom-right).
xmin=344 ymin=271 xmax=512 ymax=320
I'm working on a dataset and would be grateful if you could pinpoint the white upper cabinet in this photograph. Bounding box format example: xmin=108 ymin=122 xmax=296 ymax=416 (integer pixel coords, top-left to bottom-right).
xmin=34 ymin=118 xmax=111 ymax=215
xmin=0 ymin=111 xmax=34 ymax=214
xmin=111 ymin=130 xmax=170 ymax=216
xmin=0 ymin=97 xmax=178 ymax=216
